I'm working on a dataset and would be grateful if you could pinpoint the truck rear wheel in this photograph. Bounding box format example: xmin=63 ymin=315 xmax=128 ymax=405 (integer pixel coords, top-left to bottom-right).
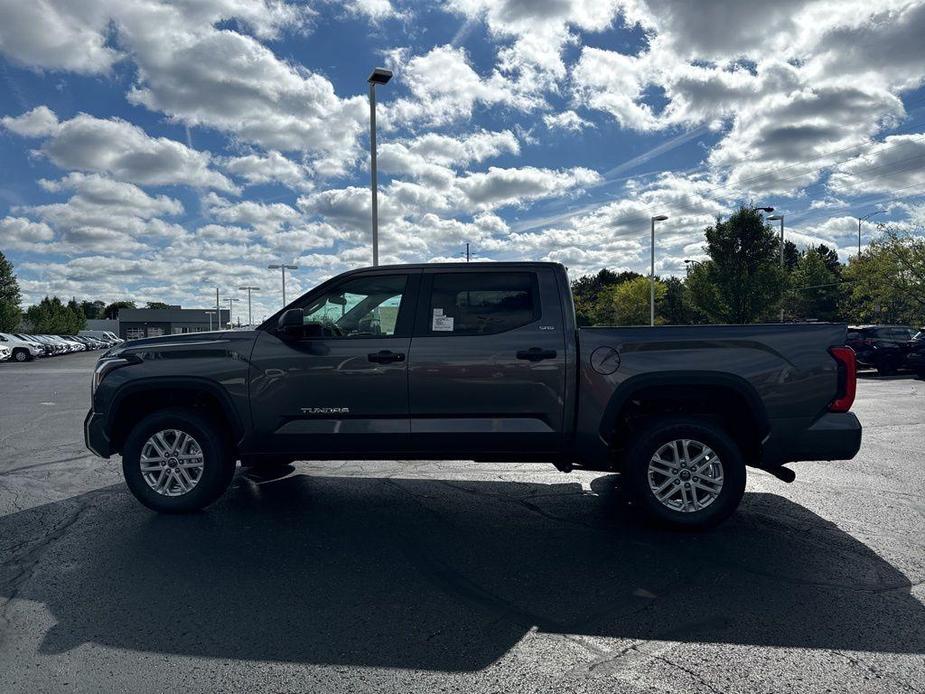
xmin=623 ymin=417 xmax=746 ymax=529
xmin=122 ymin=408 xmax=235 ymax=513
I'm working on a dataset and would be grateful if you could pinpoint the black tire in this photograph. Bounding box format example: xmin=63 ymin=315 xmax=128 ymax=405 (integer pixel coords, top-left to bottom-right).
xmin=13 ymin=348 xmax=30 ymax=362
xmin=623 ymin=417 xmax=746 ymax=529
xmin=122 ymin=408 xmax=235 ymax=513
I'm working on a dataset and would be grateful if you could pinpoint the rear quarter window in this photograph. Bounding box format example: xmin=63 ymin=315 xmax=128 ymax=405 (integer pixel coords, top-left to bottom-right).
xmin=426 ymin=272 xmax=539 ymax=336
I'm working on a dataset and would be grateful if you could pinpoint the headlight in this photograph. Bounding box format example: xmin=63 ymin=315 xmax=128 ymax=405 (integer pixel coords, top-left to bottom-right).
xmin=91 ymin=356 xmax=138 ymax=396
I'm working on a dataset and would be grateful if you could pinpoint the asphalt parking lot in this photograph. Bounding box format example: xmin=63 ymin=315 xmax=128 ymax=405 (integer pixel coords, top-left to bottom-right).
xmin=1 ymin=351 xmax=923 ymax=693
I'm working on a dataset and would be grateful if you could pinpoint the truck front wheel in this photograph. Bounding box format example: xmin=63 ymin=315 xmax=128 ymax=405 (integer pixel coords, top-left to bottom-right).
xmin=623 ymin=417 xmax=746 ymax=529
xmin=121 ymin=408 xmax=236 ymax=513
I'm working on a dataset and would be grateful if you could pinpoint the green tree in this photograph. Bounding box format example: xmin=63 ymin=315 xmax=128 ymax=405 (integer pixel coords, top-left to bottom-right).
xmin=783 ymin=240 xmax=800 ymax=271
xmin=571 ymin=269 xmax=642 ymax=325
xmin=599 ymin=276 xmax=667 ymax=325
xmin=686 ymin=207 xmax=785 ymax=323
xmin=104 ymin=300 xmax=136 ymax=320
xmin=145 ymin=301 xmax=172 ymax=310
xmin=841 ymin=227 xmax=925 ymax=325
xmin=0 ymin=251 xmax=23 ymax=332
xmin=661 ymin=276 xmax=690 ymax=324
xmin=787 ymin=248 xmax=840 ymax=321
xmin=80 ymin=300 xmax=106 ymax=320
xmin=25 ymin=296 xmax=85 ymax=334
xmin=66 ymin=298 xmax=87 ymax=332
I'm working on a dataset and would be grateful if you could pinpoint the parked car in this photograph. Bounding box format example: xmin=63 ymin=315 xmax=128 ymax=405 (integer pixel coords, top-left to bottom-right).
xmin=14 ymin=334 xmax=51 ymax=357
xmin=79 ymin=330 xmax=123 ymax=346
xmin=0 ymin=332 xmax=44 ymax=361
xmin=86 ymin=261 xmax=861 ymax=529
xmin=63 ymin=336 xmax=87 ymax=352
xmin=30 ymin=335 xmax=62 ymax=355
xmin=0 ymin=344 xmax=11 ymax=362
xmin=846 ymin=325 xmax=917 ymax=375
xmin=68 ymin=335 xmax=100 ymax=350
xmin=903 ymin=328 xmax=925 ymax=378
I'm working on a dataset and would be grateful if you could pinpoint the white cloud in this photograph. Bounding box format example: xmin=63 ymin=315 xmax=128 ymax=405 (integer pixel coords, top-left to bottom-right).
xmin=571 ymin=48 xmax=657 ymax=130
xmin=544 ymin=110 xmax=594 ymax=132
xmin=2 ymin=109 xmax=239 ymax=193
xmin=827 ymin=134 xmax=925 ymax=196
xmin=0 ymin=217 xmax=55 ymax=252
xmin=0 ymin=1 xmax=120 ymax=74
xmin=16 ymin=173 xmax=186 ymax=255
xmin=388 ymin=45 xmax=540 ymax=126
xmin=0 ymin=106 xmax=61 ymax=137
xmin=455 ymin=166 xmax=601 ymax=209
xmin=221 ymin=150 xmax=313 ymax=191
xmin=344 ymin=0 xmax=402 ymax=22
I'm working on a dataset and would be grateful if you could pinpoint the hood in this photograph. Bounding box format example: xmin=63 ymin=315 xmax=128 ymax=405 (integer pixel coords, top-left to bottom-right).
xmin=109 ymin=329 xmax=259 ymax=358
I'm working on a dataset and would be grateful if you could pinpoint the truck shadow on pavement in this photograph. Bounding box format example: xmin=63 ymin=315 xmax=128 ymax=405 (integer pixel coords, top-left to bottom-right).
xmin=2 ymin=470 xmax=923 ymax=671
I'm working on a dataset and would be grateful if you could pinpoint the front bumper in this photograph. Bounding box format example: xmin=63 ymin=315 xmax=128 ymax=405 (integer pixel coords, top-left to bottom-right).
xmin=84 ymin=409 xmax=112 ymax=458
xmin=763 ymin=412 xmax=862 ymax=465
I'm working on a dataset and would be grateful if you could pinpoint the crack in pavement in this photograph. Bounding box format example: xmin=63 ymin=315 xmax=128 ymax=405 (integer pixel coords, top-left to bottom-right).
xmin=0 ymin=499 xmax=98 ymax=631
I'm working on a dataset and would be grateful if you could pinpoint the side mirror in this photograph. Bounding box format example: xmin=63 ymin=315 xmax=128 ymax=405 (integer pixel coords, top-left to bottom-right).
xmin=277 ymin=308 xmax=304 ymax=337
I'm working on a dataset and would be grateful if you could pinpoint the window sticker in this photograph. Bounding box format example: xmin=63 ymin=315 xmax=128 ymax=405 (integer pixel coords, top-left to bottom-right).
xmin=432 ymin=310 xmax=454 ymax=331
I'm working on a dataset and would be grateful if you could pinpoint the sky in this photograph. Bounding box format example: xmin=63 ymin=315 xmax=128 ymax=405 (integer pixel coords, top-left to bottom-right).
xmin=1 ymin=0 xmax=925 ymax=325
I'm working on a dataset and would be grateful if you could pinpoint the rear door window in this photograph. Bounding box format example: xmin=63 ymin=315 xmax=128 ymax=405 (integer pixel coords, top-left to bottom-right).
xmin=424 ymin=272 xmax=539 ymax=336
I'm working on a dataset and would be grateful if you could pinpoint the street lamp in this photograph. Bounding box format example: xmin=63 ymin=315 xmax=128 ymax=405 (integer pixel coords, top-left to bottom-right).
xmin=768 ymin=214 xmax=785 ymax=322
xmin=368 ymin=67 xmax=392 ymax=267
xmin=650 ymin=215 xmax=668 ymax=326
xmin=267 ymin=264 xmax=298 ymax=306
xmin=224 ymin=297 xmax=239 ymax=329
xmin=238 ymin=286 xmax=260 ymax=327
xmin=756 ymin=206 xmax=775 ymax=213
xmin=857 ymin=210 xmax=885 ymax=256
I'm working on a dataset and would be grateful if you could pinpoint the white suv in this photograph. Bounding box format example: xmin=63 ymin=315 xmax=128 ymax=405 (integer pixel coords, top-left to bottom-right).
xmin=0 ymin=333 xmax=43 ymax=362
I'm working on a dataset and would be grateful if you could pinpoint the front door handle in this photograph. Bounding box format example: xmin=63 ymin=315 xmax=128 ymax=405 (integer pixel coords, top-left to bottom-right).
xmin=516 ymin=347 xmax=557 ymax=362
xmin=368 ymin=350 xmax=405 ymax=364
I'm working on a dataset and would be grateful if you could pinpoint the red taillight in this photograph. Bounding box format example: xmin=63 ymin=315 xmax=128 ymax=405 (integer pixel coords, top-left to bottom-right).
xmin=829 ymin=346 xmax=857 ymax=412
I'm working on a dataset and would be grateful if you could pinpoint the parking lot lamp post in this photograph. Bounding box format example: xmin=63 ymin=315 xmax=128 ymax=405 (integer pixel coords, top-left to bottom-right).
xmin=768 ymin=215 xmax=785 ymax=321
xmin=225 ymin=298 xmax=239 ymax=329
xmin=650 ymin=215 xmax=668 ymax=326
xmin=238 ymin=286 xmax=260 ymax=327
xmin=857 ymin=210 xmax=885 ymax=256
xmin=267 ymin=264 xmax=298 ymax=307
xmin=368 ymin=67 xmax=392 ymax=267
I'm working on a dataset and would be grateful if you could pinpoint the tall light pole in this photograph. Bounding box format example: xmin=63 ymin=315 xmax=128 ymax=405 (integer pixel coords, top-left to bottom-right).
xmin=857 ymin=210 xmax=885 ymax=256
xmin=650 ymin=215 xmax=668 ymax=326
xmin=368 ymin=67 xmax=392 ymax=267
xmin=224 ymin=297 xmax=239 ymax=329
xmin=768 ymin=214 xmax=785 ymax=322
xmin=267 ymin=264 xmax=298 ymax=306
xmin=238 ymin=286 xmax=260 ymax=327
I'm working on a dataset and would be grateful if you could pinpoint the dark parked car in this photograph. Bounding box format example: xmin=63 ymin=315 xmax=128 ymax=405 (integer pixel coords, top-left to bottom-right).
xmin=86 ymin=262 xmax=861 ymax=529
xmin=846 ymin=325 xmax=917 ymax=375
xmin=903 ymin=328 xmax=925 ymax=378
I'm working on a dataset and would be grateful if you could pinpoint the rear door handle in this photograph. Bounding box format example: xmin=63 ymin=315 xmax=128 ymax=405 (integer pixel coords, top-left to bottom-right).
xmin=368 ymin=350 xmax=405 ymax=364
xmin=516 ymin=347 xmax=557 ymax=362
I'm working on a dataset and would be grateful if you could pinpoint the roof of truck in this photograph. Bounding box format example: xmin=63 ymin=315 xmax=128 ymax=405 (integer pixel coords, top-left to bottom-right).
xmin=363 ymin=261 xmax=565 ymax=271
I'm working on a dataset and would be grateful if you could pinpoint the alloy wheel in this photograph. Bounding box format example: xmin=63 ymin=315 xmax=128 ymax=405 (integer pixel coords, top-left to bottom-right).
xmin=647 ymin=438 xmax=724 ymax=513
xmin=139 ymin=429 xmax=205 ymax=497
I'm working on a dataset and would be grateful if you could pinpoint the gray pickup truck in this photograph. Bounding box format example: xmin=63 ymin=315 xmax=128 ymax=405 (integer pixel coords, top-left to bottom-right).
xmin=85 ymin=262 xmax=861 ymax=528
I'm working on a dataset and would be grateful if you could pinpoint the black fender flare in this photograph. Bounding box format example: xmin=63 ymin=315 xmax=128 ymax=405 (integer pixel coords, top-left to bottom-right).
xmin=107 ymin=376 xmax=246 ymax=444
xmin=598 ymin=370 xmax=770 ymax=444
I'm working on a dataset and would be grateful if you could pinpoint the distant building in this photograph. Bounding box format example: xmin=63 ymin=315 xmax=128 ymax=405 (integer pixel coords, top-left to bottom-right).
xmin=117 ymin=308 xmax=231 ymax=339
xmin=85 ymin=318 xmax=120 ymax=333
